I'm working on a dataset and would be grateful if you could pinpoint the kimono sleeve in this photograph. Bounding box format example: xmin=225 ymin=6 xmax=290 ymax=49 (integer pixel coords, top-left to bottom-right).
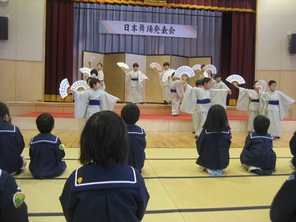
xmin=236 ymin=87 xmax=250 ymax=111
xmin=180 ymin=85 xmax=196 ymax=114
xmin=100 ymin=91 xmax=119 ymax=111
xmin=211 ymin=89 xmax=229 ymax=108
xmin=73 ymin=90 xmax=89 ymax=119
xmin=278 ymin=91 xmax=295 ymax=120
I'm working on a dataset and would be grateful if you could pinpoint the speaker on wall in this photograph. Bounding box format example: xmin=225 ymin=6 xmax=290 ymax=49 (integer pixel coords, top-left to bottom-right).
xmin=289 ymin=34 xmax=296 ymax=54
xmin=0 ymin=16 xmax=8 ymax=40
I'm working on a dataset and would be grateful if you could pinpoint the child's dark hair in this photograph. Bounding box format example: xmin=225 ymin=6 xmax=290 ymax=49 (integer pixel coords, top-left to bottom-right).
xmin=121 ymin=103 xmax=140 ymax=125
xmin=133 ymin=63 xmax=139 ymax=68
xmin=202 ymin=77 xmax=211 ymax=85
xmin=36 ymin=113 xmax=54 ymax=134
xmin=252 ymin=81 xmax=258 ymax=87
xmin=201 ymin=64 xmax=205 ymax=69
xmin=203 ymin=104 xmax=230 ymax=132
xmin=80 ymin=111 xmax=128 ymax=165
xmin=89 ymin=78 xmax=100 ymax=88
xmin=0 ymin=102 xmax=10 ymax=120
xmin=214 ymin=74 xmax=221 ymax=79
xmin=195 ymin=79 xmax=203 ymax=87
xmin=163 ymin=62 xmax=170 ymax=67
xmin=268 ymin=80 xmax=276 ymax=86
xmin=253 ymin=115 xmax=270 ymax=135
xmin=86 ymin=77 xmax=92 ymax=85
xmin=90 ymin=69 xmax=98 ymax=76
xmin=97 ymin=63 xmax=103 ymax=67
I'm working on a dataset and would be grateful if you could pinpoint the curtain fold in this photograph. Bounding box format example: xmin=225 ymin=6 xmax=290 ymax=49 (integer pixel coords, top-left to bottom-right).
xmin=71 ymin=0 xmax=256 ymax=12
xmin=44 ymin=0 xmax=74 ymax=102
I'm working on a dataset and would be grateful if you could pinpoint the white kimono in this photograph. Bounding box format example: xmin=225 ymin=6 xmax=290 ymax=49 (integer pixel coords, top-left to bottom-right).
xmin=236 ymin=87 xmax=260 ymax=132
xmin=73 ymin=88 xmax=119 ymax=119
xmin=159 ymin=71 xmax=171 ymax=102
xmin=97 ymin=70 xmax=105 ymax=91
xmin=125 ymin=71 xmax=148 ymax=103
xmin=181 ymin=85 xmax=229 ymax=136
xmin=260 ymin=90 xmax=295 ymax=137
xmin=168 ymin=79 xmax=184 ymax=115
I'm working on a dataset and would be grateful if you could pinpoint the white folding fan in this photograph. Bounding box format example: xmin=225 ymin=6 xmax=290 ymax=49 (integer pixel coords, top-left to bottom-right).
xmin=257 ymin=80 xmax=266 ymax=92
xmin=85 ymin=56 xmax=96 ymax=63
xmin=117 ymin=62 xmax=129 ymax=70
xmin=192 ymin=64 xmax=202 ymax=71
xmin=226 ymin=74 xmax=246 ymax=85
xmin=162 ymin=69 xmax=176 ymax=82
xmin=79 ymin=67 xmax=91 ymax=76
xmin=204 ymin=64 xmax=217 ymax=74
xmin=175 ymin=66 xmax=195 ymax=79
xmin=149 ymin=62 xmax=162 ymax=72
xmin=59 ymin=78 xmax=70 ymax=99
xmin=70 ymin=80 xmax=90 ymax=91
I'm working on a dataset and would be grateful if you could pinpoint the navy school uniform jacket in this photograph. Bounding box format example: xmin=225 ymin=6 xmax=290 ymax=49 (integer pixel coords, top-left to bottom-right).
xmin=196 ymin=129 xmax=231 ymax=170
xmin=270 ymin=172 xmax=296 ymax=222
xmin=240 ymin=132 xmax=276 ymax=171
xmin=0 ymin=121 xmax=25 ymax=174
xmin=29 ymin=133 xmax=67 ymax=179
xmin=0 ymin=169 xmax=28 ymax=222
xmin=126 ymin=125 xmax=146 ymax=172
xmin=289 ymin=131 xmax=296 ymax=157
xmin=60 ymin=162 xmax=150 ymax=222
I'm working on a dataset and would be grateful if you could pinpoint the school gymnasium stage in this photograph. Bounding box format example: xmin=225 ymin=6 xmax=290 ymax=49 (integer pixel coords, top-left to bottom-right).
xmin=7 ymin=101 xmax=296 ymax=222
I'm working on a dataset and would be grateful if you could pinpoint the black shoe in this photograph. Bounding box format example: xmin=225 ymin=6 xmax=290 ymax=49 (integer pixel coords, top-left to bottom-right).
xmin=250 ymin=169 xmax=273 ymax=176
xmin=274 ymin=136 xmax=280 ymax=139
xmin=172 ymin=114 xmax=179 ymax=116
xmin=192 ymin=131 xmax=195 ymax=134
xmin=163 ymin=100 xmax=168 ymax=104
xmin=194 ymin=135 xmax=198 ymax=139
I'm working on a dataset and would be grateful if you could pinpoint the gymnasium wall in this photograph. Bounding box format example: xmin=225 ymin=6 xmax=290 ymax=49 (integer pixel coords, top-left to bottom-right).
xmin=0 ymin=0 xmax=44 ymax=102
xmin=256 ymin=0 xmax=296 ymax=118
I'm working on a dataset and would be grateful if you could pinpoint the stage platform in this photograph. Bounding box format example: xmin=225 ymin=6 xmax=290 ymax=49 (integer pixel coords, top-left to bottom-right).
xmin=7 ymin=101 xmax=296 ymax=132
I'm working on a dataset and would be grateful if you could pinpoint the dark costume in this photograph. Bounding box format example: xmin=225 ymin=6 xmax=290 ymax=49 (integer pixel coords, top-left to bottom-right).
xmin=196 ymin=129 xmax=231 ymax=170
xmin=240 ymin=132 xmax=276 ymax=171
xmin=289 ymin=131 xmax=296 ymax=167
xmin=126 ymin=125 xmax=146 ymax=172
xmin=0 ymin=169 xmax=28 ymax=222
xmin=29 ymin=133 xmax=66 ymax=179
xmin=0 ymin=121 xmax=25 ymax=174
xmin=60 ymin=162 xmax=149 ymax=222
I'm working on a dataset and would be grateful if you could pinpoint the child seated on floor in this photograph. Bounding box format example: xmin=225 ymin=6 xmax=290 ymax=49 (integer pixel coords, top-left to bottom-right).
xmin=29 ymin=113 xmax=67 ymax=179
xmin=60 ymin=111 xmax=149 ymax=221
xmin=240 ymin=115 xmax=276 ymax=175
xmin=289 ymin=131 xmax=296 ymax=169
xmin=196 ymin=104 xmax=231 ymax=176
xmin=0 ymin=102 xmax=26 ymax=175
xmin=121 ymin=103 xmax=146 ymax=173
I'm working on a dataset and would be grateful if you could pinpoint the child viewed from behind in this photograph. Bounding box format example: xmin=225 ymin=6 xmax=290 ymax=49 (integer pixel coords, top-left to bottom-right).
xmin=29 ymin=113 xmax=67 ymax=179
xmin=60 ymin=111 xmax=149 ymax=222
xmin=289 ymin=131 xmax=296 ymax=169
xmin=196 ymin=104 xmax=231 ymax=176
xmin=240 ymin=115 xmax=276 ymax=175
xmin=121 ymin=103 xmax=146 ymax=173
xmin=0 ymin=102 xmax=26 ymax=175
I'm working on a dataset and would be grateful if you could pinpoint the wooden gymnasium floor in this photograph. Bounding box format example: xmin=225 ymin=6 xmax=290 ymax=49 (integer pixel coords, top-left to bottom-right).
xmin=16 ymin=130 xmax=294 ymax=222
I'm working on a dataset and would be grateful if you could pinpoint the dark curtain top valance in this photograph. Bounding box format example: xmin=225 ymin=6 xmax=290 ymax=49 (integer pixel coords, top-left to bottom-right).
xmin=70 ymin=0 xmax=256 ymax=12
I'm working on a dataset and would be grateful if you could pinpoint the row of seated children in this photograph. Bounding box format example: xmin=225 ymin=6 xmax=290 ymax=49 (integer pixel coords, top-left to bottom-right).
xmin=195 ymin=104 xmax=280 ymax=176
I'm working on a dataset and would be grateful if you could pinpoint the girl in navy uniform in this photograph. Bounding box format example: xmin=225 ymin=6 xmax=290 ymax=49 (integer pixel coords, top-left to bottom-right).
xmin=240 ymin=115 xmax=276 ymax=175
xmin=289 ymin=131 xmax=296 ymax=169
xmin=121 ymin=103 xmax=146 ymax=173
xmin=0 ymin=168 xmax=28 ymax=221
xmin=196 ymin=104 xmax=231 ymax=176
xmin=0 ymin=102 xmax=26 ymax=175
xmin=60 ymin=111 xmax=149 ymax=222
xmin=29 ymin=113 xmax=67 ymax=179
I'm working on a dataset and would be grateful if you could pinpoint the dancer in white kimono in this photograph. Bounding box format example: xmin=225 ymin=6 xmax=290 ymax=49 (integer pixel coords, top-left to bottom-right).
xmin=123 ymin=63 xmax=148 ymax=104
xmin=181 ymin=77 xmax=229 ymax=139
xmin=159 ymin=62 xmax=172 ymax=104
xmin=97 ymin=63 xmax=105 ymax=91
xmin=233 ymin=81 xmax=261 ymax=132
xmin=168 ymin=73 xmax=184 ymax=116
xmin=260 ymin=80 xmax=295 ymax=138
xmin=69 ymin=78 xmax=119 ymax=119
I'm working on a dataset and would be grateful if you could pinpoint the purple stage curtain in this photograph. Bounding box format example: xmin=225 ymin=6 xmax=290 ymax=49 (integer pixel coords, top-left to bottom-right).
xmin=44 ymin=0 xmax=74 ymax=102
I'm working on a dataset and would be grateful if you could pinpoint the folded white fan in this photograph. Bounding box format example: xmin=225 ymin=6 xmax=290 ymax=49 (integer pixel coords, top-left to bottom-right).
xmin=70 ymin=80 xmax=90 ymax=91
xmin=226 ymin=74 xmax=246 ymax=85
xmin=117 ymin=62 xmax=129 ymax=70
xmin=162 ymin=69 xmax=176 ymax=82
xmin=257 ymin=80 xmax=266 ymax=92
xmin=85 ymin=56 xmax=96 ymax=63
xmin=149 ymin=62 xmax=162 ymax=72
xmin=79 ymin=67 xmax=91 ymax=76
xmin=192 ymin=64 xmax=202 ymax=71
xmin=59 ymin=78 xmax=70 ymax=99
xmin=204 ymin=64 xmax=217 ymax=74
xmin=175 ymin=66 xmax=195 ymax=79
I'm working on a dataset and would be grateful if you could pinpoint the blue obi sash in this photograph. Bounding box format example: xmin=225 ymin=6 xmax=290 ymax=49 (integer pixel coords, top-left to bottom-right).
xmin=131 ymin=78 xmax=138 ymax=81
xmin=196 ymin=99 xmax=211 ymax=104
xmin=250 ymin=99 xmax=259 ymax=102
xmin=268 ymin=100 xmax=279 ymax=105
xmin=170 ymin=89 xmax=177 ymax=93
xmin=89 ymin=100 xmax=100 ymax=105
